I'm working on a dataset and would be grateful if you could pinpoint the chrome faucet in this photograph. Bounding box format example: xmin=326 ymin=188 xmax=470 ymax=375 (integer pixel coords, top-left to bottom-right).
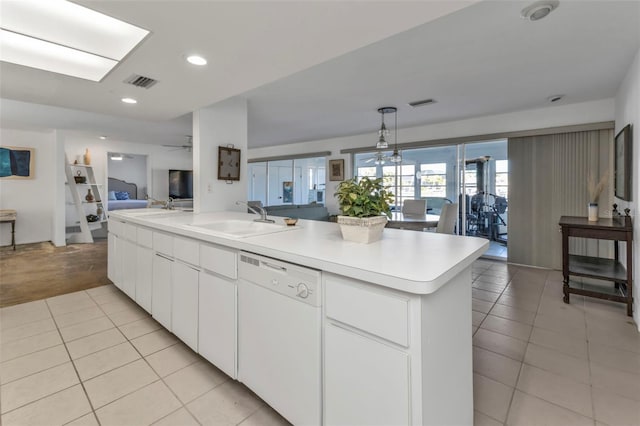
xmin=236 ymin=201 xmax=275 ymax=223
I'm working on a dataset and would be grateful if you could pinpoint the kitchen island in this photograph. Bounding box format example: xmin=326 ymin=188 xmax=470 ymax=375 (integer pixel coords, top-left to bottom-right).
xmin=108 ymin=209 xmax=488 ymax=425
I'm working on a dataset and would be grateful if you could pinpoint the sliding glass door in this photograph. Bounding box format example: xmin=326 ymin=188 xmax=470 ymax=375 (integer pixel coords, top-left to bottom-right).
xmin=247 ymin=156 xmax=326 ymax=206
xmin=354 ymin=139 xmax=508 ymax=259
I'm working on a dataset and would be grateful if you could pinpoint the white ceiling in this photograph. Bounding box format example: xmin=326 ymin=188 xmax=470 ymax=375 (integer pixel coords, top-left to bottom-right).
xmin=1 ymin=0 xmax=639 ymax=148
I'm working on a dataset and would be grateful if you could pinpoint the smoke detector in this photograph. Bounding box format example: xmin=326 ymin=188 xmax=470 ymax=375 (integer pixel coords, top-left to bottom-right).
xmin=521 ymin=1 xmax=559 ymax=21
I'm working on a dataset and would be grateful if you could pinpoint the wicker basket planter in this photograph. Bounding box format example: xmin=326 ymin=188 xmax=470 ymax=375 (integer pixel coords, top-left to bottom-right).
xmin=337 ymin=215 xmax=388 ymax=244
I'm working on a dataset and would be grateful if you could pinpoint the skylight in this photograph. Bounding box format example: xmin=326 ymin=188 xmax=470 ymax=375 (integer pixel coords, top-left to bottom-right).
xmin=0 ymin=0 xmax=149 ymax=81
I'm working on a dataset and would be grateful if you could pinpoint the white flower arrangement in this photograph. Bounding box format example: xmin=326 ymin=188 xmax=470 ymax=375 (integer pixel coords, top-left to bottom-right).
xmin=587 ymin=172 xmax=608 ymax=204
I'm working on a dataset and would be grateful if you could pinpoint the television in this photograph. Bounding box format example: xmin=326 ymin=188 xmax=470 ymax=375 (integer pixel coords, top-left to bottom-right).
xmin=169 ymin=169 xmax=193 ymax=199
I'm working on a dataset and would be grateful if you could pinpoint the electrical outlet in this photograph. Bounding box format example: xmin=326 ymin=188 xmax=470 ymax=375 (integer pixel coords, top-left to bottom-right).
xmin=207 ymin=183 xmax=212 ymax=193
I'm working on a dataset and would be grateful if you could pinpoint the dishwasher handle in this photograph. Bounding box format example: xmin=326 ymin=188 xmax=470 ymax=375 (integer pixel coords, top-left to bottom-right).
xmin=261 ymin=260 xmax=287 ymax=273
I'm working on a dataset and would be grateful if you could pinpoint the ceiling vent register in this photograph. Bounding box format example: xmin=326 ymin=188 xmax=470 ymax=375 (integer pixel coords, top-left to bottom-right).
xmin=124 ymin=74 xmax=158 ymax=89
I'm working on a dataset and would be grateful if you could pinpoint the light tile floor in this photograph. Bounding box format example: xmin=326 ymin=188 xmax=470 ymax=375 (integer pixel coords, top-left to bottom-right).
xmin=1 ymin=260 xmax=639 ymax=426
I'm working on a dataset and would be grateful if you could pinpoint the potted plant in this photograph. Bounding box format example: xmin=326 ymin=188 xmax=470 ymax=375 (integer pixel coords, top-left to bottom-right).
xmin=334 ymin=177 xmax=394 ymax=243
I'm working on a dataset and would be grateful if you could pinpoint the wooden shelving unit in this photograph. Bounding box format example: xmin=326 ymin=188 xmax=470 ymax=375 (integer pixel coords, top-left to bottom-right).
xmin=560 ymin=206 xmax=633 ymax=316
xmin=64 ymin=155 xmax=106 ymax=243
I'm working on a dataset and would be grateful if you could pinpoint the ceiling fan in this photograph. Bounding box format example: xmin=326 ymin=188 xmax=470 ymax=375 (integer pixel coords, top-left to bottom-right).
xmin=163 ymin=135 xmax=193 ymax=152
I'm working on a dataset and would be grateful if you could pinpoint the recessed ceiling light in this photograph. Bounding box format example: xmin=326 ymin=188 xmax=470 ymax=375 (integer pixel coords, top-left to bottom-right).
xmin=0 ymin=0 xmax=149 ymax=81
xmin=186 ymin=55 xmax=207 ymax=66
xmin=548 ymin=94 xmax=564 ymax=103
xmin=521 ymin=0 xmax=559 ymax=21
xmin=121 ymin=97 xmax=137 ymax=104
xmin=99 ymin=136 xmax=107 ymax=140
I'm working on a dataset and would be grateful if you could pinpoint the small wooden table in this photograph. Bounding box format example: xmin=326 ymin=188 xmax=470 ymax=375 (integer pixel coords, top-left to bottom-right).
xmin=386 ymin=212 xmax=440 ymax=231
xmin=559 ymin=209 xmax=633 ymax=316
xmin=0 ymin=209 xmax=17 ymax=250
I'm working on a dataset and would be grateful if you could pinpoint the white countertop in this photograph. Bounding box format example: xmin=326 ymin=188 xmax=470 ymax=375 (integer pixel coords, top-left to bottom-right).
xmin=110 ymin=209 xmax=488 ymax=295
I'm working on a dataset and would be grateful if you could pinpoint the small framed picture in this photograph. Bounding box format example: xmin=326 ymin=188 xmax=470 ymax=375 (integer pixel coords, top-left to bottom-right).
xmin=329 ymin=159 xmax=344 ymax=181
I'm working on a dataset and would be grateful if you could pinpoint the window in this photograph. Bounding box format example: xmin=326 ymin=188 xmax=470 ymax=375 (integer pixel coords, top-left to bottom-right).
xmin=420 ymin=163 xmax=446 ymax=197
xmin=495 ymin=160 xmax=508 ymax=198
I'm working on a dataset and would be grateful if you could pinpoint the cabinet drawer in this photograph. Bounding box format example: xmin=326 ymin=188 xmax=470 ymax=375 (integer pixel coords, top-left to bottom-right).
xmin=123 ymin=223 xmax=137 ymax=242
xmin=325 ymin=275 xmax=409 ymax=347
xmin=137 ymin=227 xmax=153 ymax=249
xmin=108 ymin=219 xmax=124 ymax=236
xmin=153 ymin=232 xmax=174 ymax=256
xmin=174 ymin=236 xmax=200 ymax=266
xmin=200 ymin=243 xmax=237 ymax=279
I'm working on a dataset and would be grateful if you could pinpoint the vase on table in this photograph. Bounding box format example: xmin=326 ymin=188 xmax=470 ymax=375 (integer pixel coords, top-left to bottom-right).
xmin=588 ymin=203 xmax=598 ymax=221
xmin=85 ymin=189 xmax=94 ymax=202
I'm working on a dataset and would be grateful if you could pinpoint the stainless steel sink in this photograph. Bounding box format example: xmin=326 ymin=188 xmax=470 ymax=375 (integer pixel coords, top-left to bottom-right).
xmin=182 ymin=219 xmax=298 ymax=238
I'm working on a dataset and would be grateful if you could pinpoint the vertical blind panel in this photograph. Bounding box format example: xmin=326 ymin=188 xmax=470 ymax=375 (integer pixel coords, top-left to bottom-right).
xmin=508 ymin=129 xmax=613 ymax=269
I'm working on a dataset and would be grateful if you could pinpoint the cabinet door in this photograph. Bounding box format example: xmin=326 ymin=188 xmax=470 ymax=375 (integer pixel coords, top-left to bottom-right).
xmin=324 ymin=323 xmax=410 ymax=426
xmin=152 ymin=253 xmax=173 ymax=331
xmin=111 ymin=234 xmax=124 ymax=290
xmin=136 ymin=246 xmax=153 ymax=313
xmin=122 ymin=239 xmax=137 ymax=299
xmin=107 ymin=233 xmax=116 ymax=283
xmin=172 ymin=261 xmax=199 ymax=351
xmin=198 ymin=271 xmax=236 ymax=378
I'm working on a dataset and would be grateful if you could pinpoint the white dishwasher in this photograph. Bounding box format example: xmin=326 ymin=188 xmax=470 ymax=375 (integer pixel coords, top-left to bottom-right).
xmin=238 ymin=252 xmax=322 ymax=426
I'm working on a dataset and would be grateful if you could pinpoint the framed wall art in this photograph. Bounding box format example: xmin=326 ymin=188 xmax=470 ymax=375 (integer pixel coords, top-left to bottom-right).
xmin=614 ymin=124 xmax=632 ymax=201
xmin=0 ymin=146 xmax=34 ymax=179
xmin=329 ymin=159 xmax=344 ymax=181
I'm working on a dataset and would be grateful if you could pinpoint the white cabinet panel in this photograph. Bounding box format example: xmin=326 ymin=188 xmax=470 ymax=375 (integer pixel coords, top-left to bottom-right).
xmin=172 ymin=262 xmax=199 ymax=351
xmin=152 ymin=253 xmax=173 ymax=331
xmin=324 ymin=323 xmax=410 ymax=426
xmin=136 ymin=246 xmax=153 ymax=313
xmin=123 ymin=223 xmax=137 ymax=242
xmin=198 ymin=271 xmax=236 ymax=378
xmin=111 ymin=234 xmax=124 ymax=290
xmin=325 ymin=275 xmax=409 ymax=347
xmin=200 ymin=243 xmax=237 ymax=279
xmin=153 ymin=232 xmax=173 ymax=256
xmin=174 ymin=237 xmax=199 ymax=266
xmin=107 ymin=233 xmax=116 ymax=283
xmin=137 ymin=227 xmax=153 ymax=248
xmin=122 ymin=239 xmax=137 ymax=299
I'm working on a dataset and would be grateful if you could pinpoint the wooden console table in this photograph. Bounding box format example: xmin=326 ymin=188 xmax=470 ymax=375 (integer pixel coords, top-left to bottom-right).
xmin=0 ymin=209 xmax=17 ymax=251
xmin=559 ymin=207 xmax=633 ymax=316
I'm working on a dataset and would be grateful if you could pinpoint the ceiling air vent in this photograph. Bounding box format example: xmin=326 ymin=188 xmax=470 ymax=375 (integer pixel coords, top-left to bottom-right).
xmin=408 ymin=98 xmax=437 ymax=108
xmin=124 ymin=74 xmax=158 ymax=89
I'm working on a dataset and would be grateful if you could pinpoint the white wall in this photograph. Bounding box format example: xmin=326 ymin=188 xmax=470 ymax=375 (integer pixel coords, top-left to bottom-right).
xmin=249 ymin=98 xmax=614 ymax=214
xmin=0 ymin=128 xmax=57 ymax=246
xmin=193 ymin=97 xmax=248 ymax=213
xmin=614 ymin=48 xmax=639 ymax=329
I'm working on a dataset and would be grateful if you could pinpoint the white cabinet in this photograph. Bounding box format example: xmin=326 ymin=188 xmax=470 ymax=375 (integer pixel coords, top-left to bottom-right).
xmin=323 ymin=273 xmax=413 ymax=426
xmin=172 ymin=261 xmax=199 ymax=351
xmin=136 ymin=246 xmax=153 ymax=313
xmin=107 ymin=233 xmax=116 ymax=283
xmin=199 ymin=270 xmax=236 ymax=378
xmin=122 ymin=239 xmax=137 ymax=299
xmin=152 ymin=253 xmax=173 ymax=330
xmin=324 ymin=323 xmax=410 ymax=426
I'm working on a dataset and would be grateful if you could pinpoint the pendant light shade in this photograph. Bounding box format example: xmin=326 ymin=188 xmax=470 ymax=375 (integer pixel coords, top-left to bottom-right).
xmin=376 ymin=107 xmax=396 ymax=149
xmin=376 ymin=106 xmax=401 ymax=163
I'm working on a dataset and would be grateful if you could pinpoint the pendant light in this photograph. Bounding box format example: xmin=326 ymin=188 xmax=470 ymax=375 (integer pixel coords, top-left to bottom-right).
xmin=389 ymin=108 xmax=402 ymax=163
xmin=376 ymin=107 xmax=395 ymax=149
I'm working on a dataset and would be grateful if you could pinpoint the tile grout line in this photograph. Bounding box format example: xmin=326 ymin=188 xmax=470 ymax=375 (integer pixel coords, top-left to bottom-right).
xmin=0 ymin=292 xmax=103 ymax=425
xmin=50 ymin=290 xmax=103 ymax=426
